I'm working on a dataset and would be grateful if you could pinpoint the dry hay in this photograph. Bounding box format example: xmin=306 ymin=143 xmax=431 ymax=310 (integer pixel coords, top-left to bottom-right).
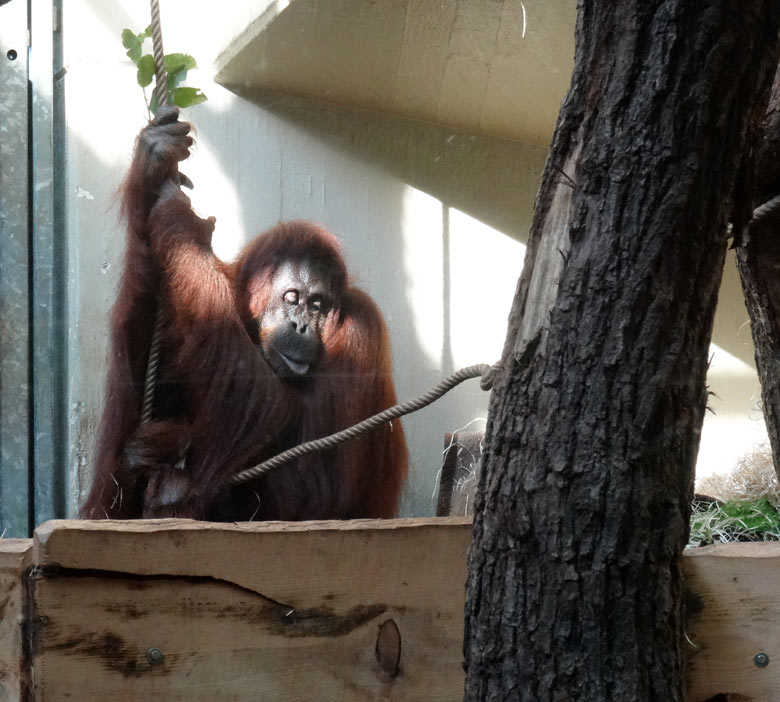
xmin=697 ymin=443 xmax=780 ymax=510
xmin=690 ymin=443 xmax=780 ymax=548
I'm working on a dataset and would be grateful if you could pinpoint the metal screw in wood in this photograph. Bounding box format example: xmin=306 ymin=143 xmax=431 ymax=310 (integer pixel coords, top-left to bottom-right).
xmin=147 ymin=647 xmax=165 ymax=665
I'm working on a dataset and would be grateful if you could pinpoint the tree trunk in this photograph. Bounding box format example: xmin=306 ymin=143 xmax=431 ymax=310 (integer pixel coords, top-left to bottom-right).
xmin=735 ymin=67 xmax=780 ymax=481
xmin=464 ymin=3 xmax=780 ymax=701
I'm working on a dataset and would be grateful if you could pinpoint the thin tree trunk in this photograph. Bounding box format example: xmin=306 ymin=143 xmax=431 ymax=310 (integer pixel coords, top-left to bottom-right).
xmin=735 ymin=67 xmax=780 ymax=481
xmin=464 ymin=3 xmax=780 ymax=701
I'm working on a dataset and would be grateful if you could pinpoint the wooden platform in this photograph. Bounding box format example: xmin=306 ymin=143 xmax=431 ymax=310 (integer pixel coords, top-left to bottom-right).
xmin=2 ymin=520 xmax=780 ymax=701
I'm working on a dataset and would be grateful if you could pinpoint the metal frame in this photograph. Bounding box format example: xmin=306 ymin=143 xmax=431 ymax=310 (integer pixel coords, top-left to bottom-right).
xmin=0 ymin=0 xmax=65 ymax=536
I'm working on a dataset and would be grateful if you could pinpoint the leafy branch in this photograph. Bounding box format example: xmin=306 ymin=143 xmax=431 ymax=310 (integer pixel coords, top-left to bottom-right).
xmin=121 ymin=26 xmax=207 ymax=118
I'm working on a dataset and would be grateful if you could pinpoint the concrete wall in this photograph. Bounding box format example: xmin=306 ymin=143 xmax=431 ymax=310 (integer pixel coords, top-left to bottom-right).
xmin=61 ymin=0 xmax=765 ymax=517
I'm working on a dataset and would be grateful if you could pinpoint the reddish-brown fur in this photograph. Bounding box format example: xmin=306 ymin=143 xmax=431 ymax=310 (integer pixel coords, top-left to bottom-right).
xmin=81 ymin=113 xmax=408 ymax=521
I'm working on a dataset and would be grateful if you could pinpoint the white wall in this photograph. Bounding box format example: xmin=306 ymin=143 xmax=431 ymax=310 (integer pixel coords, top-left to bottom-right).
xmin=61 ymin=0 xmax=767 ymax=517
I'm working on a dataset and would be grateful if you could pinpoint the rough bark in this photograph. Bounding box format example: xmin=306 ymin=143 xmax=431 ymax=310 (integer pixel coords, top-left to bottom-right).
xmin=735 ymin=67 xmax=780 ymax=481
xmin=464 ymin=3 xmax=780 ymax=701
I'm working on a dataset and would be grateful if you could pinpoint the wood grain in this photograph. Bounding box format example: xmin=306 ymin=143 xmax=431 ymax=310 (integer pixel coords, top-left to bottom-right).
xmin=684 ymin=542 xmax=780 ymax=701
xmin=31 ymin=518 xmax=470 ymax=701
xmin=0 ymin=539 xmax=32 ymax=702
xmin=21 ymin=520 xmax=780 ymax=700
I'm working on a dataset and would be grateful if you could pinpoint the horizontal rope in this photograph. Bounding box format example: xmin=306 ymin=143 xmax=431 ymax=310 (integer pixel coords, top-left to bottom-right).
xmin=228 ymin=362 xmax=499 ymax=487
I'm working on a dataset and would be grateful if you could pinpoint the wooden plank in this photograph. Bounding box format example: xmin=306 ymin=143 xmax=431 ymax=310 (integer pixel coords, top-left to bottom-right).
xmin=30 ymin=519 xmax=780 ymax=701
xmin=0 ymin=539 xmax=33 ymax=702
xmin=31 ymin=518 xmax=470 ymax=701
xmin=684 ymin=542 xmax=780 ymax=701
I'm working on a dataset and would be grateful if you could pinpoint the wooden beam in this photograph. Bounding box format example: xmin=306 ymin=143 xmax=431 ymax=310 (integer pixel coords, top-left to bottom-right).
xmin=12 ymin=519 xmax=780 ymax=700
xmin=0 ymin=539 xmax=32 ymax=702
xmin=30 ymin=518 xmax=470 ymax=701
xmin=684 ymin=542 xmax=780 ymax=701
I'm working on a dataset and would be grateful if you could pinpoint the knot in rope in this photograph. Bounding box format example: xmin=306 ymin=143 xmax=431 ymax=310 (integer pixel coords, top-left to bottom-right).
xmin=479 ymin=362 xmax=502 ymax=391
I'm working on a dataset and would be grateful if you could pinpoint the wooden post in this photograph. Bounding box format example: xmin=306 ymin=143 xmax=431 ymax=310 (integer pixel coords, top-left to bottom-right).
xmin=0 ymin=539 xmax=32 ymax=702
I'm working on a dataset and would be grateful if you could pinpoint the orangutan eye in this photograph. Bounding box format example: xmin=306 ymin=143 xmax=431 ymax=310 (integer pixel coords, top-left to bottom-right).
xmin=310 ymin=295 xmax=331 ymax=314
xmin=283 ymin=290 xmax=299 ymax=305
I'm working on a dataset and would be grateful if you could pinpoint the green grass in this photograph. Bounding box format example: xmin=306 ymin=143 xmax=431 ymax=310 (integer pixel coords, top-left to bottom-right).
xmin=688 ymin=497 xmax=780 ymax=548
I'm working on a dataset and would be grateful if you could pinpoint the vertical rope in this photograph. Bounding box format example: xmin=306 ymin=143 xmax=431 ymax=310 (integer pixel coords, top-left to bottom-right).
xmin=141 ymin=309 xmax=165 ymax=424
xmin=149 ymin=0 xmax=168 ymax=109
xmin=140 ymin=0 xmax=168 ymax=425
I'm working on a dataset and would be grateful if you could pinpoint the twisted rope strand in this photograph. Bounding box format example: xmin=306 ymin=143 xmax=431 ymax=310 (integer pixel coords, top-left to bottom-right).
xmin=229 ymin=362 xmax=499 ymax=487
xmin=140 ymin=0 xmax=168 ymax=425
xmin=150 ymin=0 xmax=168 ymax=109
xmin=141 ymin=308 xmax=165 ymax=424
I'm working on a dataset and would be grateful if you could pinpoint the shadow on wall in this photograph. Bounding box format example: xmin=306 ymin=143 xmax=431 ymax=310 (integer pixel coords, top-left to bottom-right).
xmin=233 ymin=87 xmax=546 ymax=240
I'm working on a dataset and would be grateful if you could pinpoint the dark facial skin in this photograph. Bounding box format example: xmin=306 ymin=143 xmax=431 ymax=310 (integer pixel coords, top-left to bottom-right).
xmin=258 ymin=260 xmax=335 ymax=378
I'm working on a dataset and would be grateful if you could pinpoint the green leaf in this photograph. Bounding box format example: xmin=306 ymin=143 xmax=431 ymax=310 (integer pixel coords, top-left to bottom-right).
xmin=127 ymin=45 xmax=143 ymax=63
xmin=121 ymin=28 xmax=138 ymax=50
xmin=122 ymin=28 xmax=142 ymax=63
xmin=120 ymin=27 xmax=204 ymax=117
xmin=165 ymin=53 xmax=197 ymax=75
xmin=165 ymin=53 xmax=197 ymax=90
xmin=136 ymin=54 xmax=156 ymax=89
xmin=172 ymin=86 xmax=208 ymax=108
xmin=168 ymin=68 xmax=189 ymax=90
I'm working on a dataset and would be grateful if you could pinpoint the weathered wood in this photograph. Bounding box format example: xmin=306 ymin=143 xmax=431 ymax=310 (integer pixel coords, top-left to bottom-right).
xmin=684 ymin=542 xmax=780 ymax=702
xmin=0 ymin=539 xmax=32 ymax=702
xmin=1 ymin=521 xmax=779 ymax=700
xmin=30 ymin=518 xmax=470 ymax=702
